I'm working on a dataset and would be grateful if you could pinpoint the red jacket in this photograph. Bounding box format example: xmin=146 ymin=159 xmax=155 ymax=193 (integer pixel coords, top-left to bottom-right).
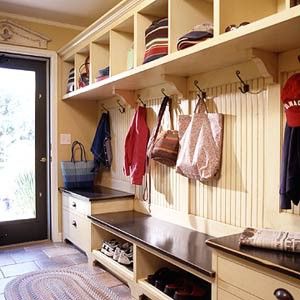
xmin=123 ymin=106 xmax=149 ymax=185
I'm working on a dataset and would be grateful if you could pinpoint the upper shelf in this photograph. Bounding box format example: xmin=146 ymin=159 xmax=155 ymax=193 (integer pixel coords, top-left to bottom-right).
xmin=62 ymin=6 xmax=300 ymax=102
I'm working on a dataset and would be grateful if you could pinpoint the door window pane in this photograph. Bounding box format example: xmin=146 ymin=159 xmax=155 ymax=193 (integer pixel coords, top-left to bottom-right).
xmin=0 ymin=67 xmax=36 ymax=222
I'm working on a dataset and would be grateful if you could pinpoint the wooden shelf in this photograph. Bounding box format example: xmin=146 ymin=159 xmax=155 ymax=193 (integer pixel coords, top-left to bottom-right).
xmin=62 ymin=6 xmax=300 ymax=103
xmin=138 ymin=279 xmax=173 ymax=300
xmin=92 ymin=250 xmax=134 ymax=282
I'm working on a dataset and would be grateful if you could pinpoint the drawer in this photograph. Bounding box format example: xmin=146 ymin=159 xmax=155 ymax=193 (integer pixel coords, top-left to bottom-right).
xmin=63 ymin=208 xmax=91 ymax=254
xmin=218 ymin=288 xmax=242 ymax=300
xmin=63 ymin=193 xmax=90 ymax=216
xmin=218 ymin=256 xmax=300 ymax=300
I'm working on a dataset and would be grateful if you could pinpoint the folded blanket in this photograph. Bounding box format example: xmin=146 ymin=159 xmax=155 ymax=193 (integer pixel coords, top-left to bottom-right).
xmin=239 ymin=227 xmax=300 ymax=253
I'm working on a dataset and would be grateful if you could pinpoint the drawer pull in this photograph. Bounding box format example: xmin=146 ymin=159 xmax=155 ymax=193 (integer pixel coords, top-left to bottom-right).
xmin=72 ymin=202 xmax=76 ymax=208
xmin=72 ymin=220 xmax=77 ymax=227
xmin=274 ymin=288 xmax=294 ymax=300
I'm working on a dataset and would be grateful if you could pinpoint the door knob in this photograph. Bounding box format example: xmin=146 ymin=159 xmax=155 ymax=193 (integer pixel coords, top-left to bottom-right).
xmin=274 ymin=288 xmax=294 ymax=300
xmin=40 ymin=157 xmax=47 ymax=163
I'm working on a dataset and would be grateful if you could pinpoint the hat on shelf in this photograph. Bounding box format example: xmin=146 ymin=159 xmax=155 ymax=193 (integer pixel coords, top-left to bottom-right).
xmin=281 ymin=73 xmax=300 ymax=127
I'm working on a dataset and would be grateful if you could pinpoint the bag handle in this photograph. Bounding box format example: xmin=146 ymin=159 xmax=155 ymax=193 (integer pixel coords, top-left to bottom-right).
xmin=194 ymin=93 xmax=208 ymax=114
xmin=151 ymin=95 xmax=171 ymax=142
xmin=71 ymin=141 xmax=87 ymax=162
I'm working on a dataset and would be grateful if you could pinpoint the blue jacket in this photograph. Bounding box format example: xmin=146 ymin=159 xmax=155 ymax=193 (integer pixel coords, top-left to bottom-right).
xmin=280 ymin=124 xmax=300 ymax=209
xmin=91 ymin=112 xmax=112 ymax=170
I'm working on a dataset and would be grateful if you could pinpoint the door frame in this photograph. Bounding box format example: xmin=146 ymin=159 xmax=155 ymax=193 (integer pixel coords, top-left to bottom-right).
xmin=0 ymin=44 xmax=60 ymax=242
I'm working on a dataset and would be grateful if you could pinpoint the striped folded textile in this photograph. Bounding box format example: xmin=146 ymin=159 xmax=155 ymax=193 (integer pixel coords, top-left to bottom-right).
xmin=239 ymin=227 xmax=300 ymax=253
xmin=143 ymin=17 xmax=168 ymax=64
xmin=95 ymin=66 xmax=109 ymax=82
xmin=177 ymin=23 xmax=213 ymax=51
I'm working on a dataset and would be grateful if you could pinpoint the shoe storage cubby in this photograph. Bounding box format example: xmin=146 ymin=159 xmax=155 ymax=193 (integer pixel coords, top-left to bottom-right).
xmin=74 ymin=46 xmax=90 ymax=90
xmin=91 ymin=223 xmax=134 ymax=282
xmin=219 ymin=0 xmax=287 ymax=34
xmin=110 ymin=16 xmax=134 ymax=76
xmin=136 ymin=246 xmax=211 ymax=300
xmin=90 ymin=32 xmax=110 ymax=83
xmin=169 ymin=0 xmax=214 ymax=53
xmin=136 ymin=0 xmax=168 ymax=66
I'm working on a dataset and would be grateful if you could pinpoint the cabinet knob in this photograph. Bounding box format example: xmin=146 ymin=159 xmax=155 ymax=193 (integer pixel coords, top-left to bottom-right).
xmin=72 ymin=202 xmax=76 ymax=208
xmin=274 ymin=288 xmax=294 ymax=300
xmin=72 ymin=220 xmax=77 ymax=227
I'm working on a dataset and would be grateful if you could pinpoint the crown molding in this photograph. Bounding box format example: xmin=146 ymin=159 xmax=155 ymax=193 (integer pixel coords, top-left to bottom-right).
xmin=58 ymin=0 xmax=144 ymax=56
xmin=0 ymin=11 xmax=85 ymax=31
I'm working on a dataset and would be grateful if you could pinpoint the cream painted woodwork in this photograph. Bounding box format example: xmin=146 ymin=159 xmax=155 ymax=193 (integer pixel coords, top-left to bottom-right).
xmin=62 ymin=192 xmax=134 ymax=254
xmin=212 ymin=250 xmax=300 ymax=300
xmin=91 ymin=220 xmax=213 ymax=300
xmin=58 ymin=0 xmax=300 ymax=247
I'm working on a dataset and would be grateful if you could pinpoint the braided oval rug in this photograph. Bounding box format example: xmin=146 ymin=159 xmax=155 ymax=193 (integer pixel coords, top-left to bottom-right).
xmin=4 ymin=268 xmax=122 ymax=300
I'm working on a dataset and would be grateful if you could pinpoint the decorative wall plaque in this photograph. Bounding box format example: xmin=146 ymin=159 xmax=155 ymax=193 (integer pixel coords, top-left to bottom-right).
xmin=0 ymin=19 xmax=51 ymax=49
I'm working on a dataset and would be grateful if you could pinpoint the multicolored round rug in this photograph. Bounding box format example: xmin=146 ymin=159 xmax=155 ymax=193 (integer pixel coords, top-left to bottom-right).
xmin=4 ymin=268 xmax=122 ymax=300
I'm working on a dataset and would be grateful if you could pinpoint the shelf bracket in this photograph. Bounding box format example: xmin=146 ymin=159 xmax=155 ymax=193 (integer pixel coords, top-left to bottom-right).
xmin=248 ymin=48 xmax=278 ymax=83
xmin=112 ymin=88 xmax=136 ymax=108
xmin=161 ymin=75 xmax=187 ymax=99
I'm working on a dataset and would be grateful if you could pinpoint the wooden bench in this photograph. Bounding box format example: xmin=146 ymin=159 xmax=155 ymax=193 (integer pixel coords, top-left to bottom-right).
xmin=88 ymin=211 xmax=215 ymax=300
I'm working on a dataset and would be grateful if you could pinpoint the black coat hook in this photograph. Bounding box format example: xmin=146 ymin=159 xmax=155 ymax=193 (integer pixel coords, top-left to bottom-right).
xmin=101 ymin=104 xmax=109 ymax=113
xmin=161 ymin=88 xmax=169 ymax=97
xmin=194 ymin=80 xmax=207 ymax=99
xmin=298 ymin=55 xmax=300 ymax=63
xmin=137 ymin=94 xmax=146 ymax=107
xmin=117 ymin=99 xmax=125 ymax=113
xmin=236 ymin=70 xmax=250 ymax=94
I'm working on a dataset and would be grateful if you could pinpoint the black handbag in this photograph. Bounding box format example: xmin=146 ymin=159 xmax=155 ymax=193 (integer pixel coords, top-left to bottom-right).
xmin=78 ymin=57 xmax=90 ymax=88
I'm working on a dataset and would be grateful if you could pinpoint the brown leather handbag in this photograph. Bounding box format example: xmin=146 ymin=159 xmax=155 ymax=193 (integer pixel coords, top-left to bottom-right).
xmin=147 ymin=96 xmax=179 ymax=167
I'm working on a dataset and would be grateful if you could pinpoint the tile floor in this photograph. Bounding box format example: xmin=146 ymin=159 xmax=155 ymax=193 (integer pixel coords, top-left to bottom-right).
xmin=0 ymin=240 xmax=131 ymax=299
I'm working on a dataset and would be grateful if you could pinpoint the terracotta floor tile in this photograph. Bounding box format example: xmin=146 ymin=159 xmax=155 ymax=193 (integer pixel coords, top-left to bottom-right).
xmin=1 ymin=261 xmax=39 ymax=277
xmin=94 ymin=271 xmax=123 ymax=288
xmin=0 ymin=254 xmax=15 ymax=267
xmin=43 ymin=247 xmax=81 ymax=258
xmin=10 ymin=250 xmax=49 ymax=263
xmin=68 ymin=253 xmax=88 ymax=265
xmin=0 ymin=277 xmax=15 ymax=293
xmin=68 ymin=263 xmax=105 ymax=275
xmin=111 ymin=285 xmax=131 ymax=299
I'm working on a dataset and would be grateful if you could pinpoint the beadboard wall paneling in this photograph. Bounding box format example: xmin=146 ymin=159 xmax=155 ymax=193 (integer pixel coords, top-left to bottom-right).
xmin=190 ymin=79 xmax=267 ymax=229
xmin=281 ymin=71 xmax=300 ymax=216
xmin=96 ymin=104 xmax=134 ymax=192
xmin=136 ymin=97 xmax=189 ymax=212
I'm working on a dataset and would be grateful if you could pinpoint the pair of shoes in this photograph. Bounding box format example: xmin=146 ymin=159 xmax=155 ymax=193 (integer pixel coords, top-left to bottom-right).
xmin=100 ymin=239 xmax=119 ymax=257
xmin=113 ymin=242 xmax=133 ymax=266
xmin=173 ymin=285 xmax=207 ymax=299
xmin=147 ymin=268 xmax=179 ymax=291
xmin=100 ymin=239 xmax=133 ymax=266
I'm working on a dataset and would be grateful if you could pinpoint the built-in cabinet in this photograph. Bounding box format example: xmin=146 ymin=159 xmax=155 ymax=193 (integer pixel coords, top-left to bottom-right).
xmin=58 ymin=0 xmax=300 ymax=299
xmin=212 ymin=250 xmax=300 ymax=300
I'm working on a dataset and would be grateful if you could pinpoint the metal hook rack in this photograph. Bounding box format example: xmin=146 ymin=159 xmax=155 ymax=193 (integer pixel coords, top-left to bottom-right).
xmin=236 ymin=70 xmax=250 ymax=94
xmin=161 ymin=88 xmax=169 ymax=97
xmin=117 ymin=99 xmax=126 ymax=113
xmin=101 ymin=104 xmax=109 ymax=113
xmin=137 ymin=94 xmax=146 ymax=107
xmin=194 ymin=80 xmax=207 ymax=99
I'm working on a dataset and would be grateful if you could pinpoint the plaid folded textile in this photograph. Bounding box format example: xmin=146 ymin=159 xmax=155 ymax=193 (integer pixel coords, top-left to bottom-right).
xmin=143 ymin=17 xmax=168 ymax=64
xmin=239 ymin=227 xmax=300 ymax=253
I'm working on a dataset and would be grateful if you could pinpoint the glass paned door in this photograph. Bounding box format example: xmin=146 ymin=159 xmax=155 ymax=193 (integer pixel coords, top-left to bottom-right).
xmin=0 ymin=54 xmax=48 ymax=245
xmin=0 ymin=68 xmax=36 ymax=222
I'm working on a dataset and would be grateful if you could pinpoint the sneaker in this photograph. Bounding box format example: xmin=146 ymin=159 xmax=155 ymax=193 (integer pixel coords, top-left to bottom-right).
xmin=100 ymin=239 xmax=119 ymax=257
xmin=118 ymin=245 xmax=133 ymax=265
xmin=113 ymin=242 xmax=131 ymax=261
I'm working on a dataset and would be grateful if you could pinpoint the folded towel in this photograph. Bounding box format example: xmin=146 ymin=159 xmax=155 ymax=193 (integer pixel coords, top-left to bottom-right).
xmin=239 ymin=227 xmax=300 ymax=253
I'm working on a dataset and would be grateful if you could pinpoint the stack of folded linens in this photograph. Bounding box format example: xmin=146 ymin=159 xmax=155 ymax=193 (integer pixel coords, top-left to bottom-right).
xmin=95 ymin=66 xmax=109 ymax=82
xmin=239 ymin=227 xmax=300 ymax=253
xmin=143 ymin=17 xmax=168 ymax=64
xmin=177 ymin=23 xmax=213 ymax=50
